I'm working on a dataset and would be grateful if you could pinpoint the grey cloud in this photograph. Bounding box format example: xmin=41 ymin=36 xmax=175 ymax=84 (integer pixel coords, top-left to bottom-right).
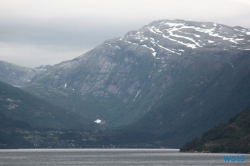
xmin=0 ymin=0 xmax=250 ymax=67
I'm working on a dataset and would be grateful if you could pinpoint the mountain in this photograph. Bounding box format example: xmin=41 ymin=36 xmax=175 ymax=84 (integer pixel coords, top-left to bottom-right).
xmin=8 ymin=19 xmax=250 ymax=147
xmin=35 ymin=65 xmax=52 ymax=71
xmin=180 ymin=106 xmax=250 ymax=153
xmin=0 ymin=60 xmax=43 ymax=86
xmin=0 ymin=80 xmax=97 ymax=130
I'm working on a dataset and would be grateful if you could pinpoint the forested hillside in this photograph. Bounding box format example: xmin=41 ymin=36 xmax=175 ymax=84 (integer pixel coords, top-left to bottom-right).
xmin=180 ymin=106 xmax=250 ymax=153
xmin=0 ymin=80 xmax=97 ymax=130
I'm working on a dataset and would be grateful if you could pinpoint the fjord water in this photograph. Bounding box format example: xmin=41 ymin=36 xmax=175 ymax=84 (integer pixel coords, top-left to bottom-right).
xmin=0 ymin=149 xmax=249 ymax=166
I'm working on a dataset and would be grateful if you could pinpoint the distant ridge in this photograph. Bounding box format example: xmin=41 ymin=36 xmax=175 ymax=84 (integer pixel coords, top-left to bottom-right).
xmin=35 ymin=65 xmax=52 ymax=71
xmin=0 ymin=60 xmax=43 ymax=86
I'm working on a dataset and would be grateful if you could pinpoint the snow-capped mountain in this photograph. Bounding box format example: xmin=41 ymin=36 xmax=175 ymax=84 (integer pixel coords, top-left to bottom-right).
xmin=118 ymin=20 xmax=250 ymax=61
xmin=19 ymin=19 xmax=250 ymax=147
xmin=121 ymin=19 xmax=250 ymax=54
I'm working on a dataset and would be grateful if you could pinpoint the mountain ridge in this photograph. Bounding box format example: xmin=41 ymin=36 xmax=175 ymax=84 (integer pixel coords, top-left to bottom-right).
xmin=0 ymin=60 xmax=43 ymax=87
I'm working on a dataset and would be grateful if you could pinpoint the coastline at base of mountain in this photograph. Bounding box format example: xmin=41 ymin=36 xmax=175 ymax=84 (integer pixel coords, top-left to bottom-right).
xmin=180 ymin=106 xmax=250 ymax=153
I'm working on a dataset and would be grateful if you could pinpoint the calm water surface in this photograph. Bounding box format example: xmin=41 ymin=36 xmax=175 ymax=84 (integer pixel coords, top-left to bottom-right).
xmin=0 ymin=149 xmax=249 ymax=166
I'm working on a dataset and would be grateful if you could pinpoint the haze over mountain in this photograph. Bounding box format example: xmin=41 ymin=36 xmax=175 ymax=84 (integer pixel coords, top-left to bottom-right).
xmin=1 ymin=19 xmax=250 ymax=147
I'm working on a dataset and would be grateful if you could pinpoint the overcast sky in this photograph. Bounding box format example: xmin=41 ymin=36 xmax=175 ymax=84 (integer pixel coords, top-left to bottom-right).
xmin=0 ymin=0 xmax=250 ymax=68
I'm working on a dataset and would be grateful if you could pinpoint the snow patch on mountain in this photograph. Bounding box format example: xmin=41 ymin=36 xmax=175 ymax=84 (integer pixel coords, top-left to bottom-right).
xmin=158 ymin=45 xmax=181 ymax=55
xmin=134 ymin=89 xmax=142 ymax=101
xmin=142 ymin=45 xmax=157 ymax=56
xmin=94 ymin=119 xmax=102 ymax=123
xmin=165 ymin=27 xmax=202 ymax=47
xmin=208 ymin=40 xmax=215 ymax=43
xmin=116 ymin=20 xmax=250 ymax=60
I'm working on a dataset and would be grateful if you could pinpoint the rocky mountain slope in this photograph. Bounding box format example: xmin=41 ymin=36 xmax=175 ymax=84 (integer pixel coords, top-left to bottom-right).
xmin=127 ymin=50 xmax=250 ymax=147
xmin=0 ymin=80 xmax=97 ymax=130
xmin=0 ymin=60 xmax=43 ymax=86
xmin=4 ymin=19 xmax=250 ymax=147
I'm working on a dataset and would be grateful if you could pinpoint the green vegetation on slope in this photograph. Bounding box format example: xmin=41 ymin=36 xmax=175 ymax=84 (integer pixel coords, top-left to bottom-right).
xmin=180 ymin=106 xmax=250 ymax=153
xmin=0 ymin=80 xmax=97 ymax=130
